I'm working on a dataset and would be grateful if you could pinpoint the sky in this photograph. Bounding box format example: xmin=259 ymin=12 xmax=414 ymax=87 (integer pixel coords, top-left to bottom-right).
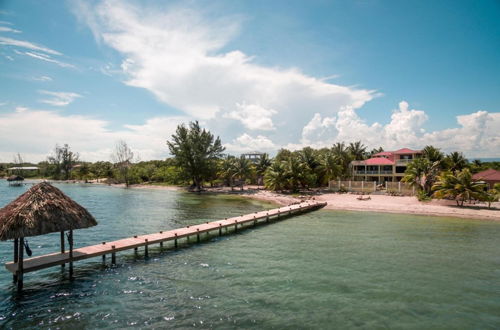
xmin=0 ymin=0 xmax=499 ymax=162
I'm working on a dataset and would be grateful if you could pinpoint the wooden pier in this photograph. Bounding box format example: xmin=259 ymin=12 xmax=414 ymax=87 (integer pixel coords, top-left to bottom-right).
xmin=4 ymin=201 xmax=326 ymax=277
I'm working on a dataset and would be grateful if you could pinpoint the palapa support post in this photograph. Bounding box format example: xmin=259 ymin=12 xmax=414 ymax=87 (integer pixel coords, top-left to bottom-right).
xmin=145 ymin=239 xmax=149 ymax=258
xmin=111 ymin=245 xmax=116 ymax=264
xmin=60 ymin=231 xmax=65 ymax=268
xmin=197 ymin=229 xmax=200 ymax=243
xmin=174 ymin=233 xmax=178 ymax=248
xmin=17 ymin=237 xmax=24 ymax=290
xmin=68 ymin=230 xmax=74 ymax=280
xmin=13 ymin=238 xmax=18 ymax=283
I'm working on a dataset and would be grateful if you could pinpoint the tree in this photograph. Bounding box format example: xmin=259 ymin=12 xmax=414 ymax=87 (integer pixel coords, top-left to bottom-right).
xmin=402 ymin=158 xmax=440 ymax=196
xmin=317 ymin=152 xmax=341 ymax=185
xmin=12 ymin=153 xmax=24 ymax=177
xmin=368 ymin=147 xmax=384 ymax=158
xmin=220 ymin=156 xmax=237 ymax=190
xmin=167 ymin=121 xmax=225 ymax=191
xmin=264 ymin=161 xmax=287 ymax=192
xmin=348 ymin=141 xmax=367 ymax=160
xmin=432 ymin=168 xmax=486 ymax=206
xmin=233 ymin=156 xmax=252 ymax=190
xmin=444 ymin=151 xmax=468 ymax=173
xmin=48 ymin=144 xmax=79 ymax=180
xmin=332 ymin=142 xmax=352 ymax=178
xmin=422 ymin=145 xmax=444 ymax=163
xmin=111 ymin=140 xmax=134 ymax=187
xmin=255 ymin=153 xmax=272 ymax=187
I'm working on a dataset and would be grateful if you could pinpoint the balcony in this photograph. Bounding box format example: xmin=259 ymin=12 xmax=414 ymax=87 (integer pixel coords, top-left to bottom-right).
xmin=396 ymin=159 xmax=412 ymax=166
xmin=353 ymin=170 xmax=393 ymax=175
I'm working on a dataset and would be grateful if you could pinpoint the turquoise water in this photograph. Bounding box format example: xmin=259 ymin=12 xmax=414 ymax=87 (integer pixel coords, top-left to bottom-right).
xmin=0 ymin=181 xmax=499 ymax=329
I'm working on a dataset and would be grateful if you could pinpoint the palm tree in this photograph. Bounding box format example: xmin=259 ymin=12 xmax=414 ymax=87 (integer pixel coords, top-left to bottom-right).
xmin=255 ymin=153 xmax=272 ymax=187
xmin=348 ymin=141 xmax=367 ymax=160
xmin=402 ymin=158 xmax=440 ymax=195
xmin=233 ymin=156 xmax=252 ymax=190
xmin=264 ymin=161 xmax=287 ymax=192
xmin=219 ymin=156 xmax=237 ymax=190
xmin=444 ymin=151 xmax=468 ymax=173
xmin=317 ymin=153 xmax=341 ymax=186
xmin=284 ymin=155 xmax=310 ymax=192
xmin=368 ymin=147 xmax=384 ymax=157
xmin=332 ymin=142 xmax=353 ymax=178
xmin=422 ymin=145 xmax=444 ymax=163
xmin=432 ymin=168 xmax=486 ymax=206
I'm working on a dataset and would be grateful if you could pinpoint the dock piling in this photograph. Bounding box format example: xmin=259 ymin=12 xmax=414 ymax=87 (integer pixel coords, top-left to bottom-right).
xmin=60 ymin=231 xmax=65 ymax=269
xmin=174 ymin=233 xmax=178 ymax=248
xmin=111 ymin=245 xmax=116 ymax=264
xmin=145 ymin=239 xmax=149 ymax=258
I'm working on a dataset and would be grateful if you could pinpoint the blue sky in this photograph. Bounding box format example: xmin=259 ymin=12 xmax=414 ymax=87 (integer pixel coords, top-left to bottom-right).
xmin=0 ymin=0 xmax=499 ymax=162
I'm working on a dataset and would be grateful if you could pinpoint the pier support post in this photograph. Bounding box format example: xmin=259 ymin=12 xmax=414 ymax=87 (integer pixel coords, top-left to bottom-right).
xmin=60 ymin=231 xmax=65 ymax=269
xmin=17 ymin=237 xmax=24 ymax=290
xmin=277 ymin=210 xmax=280 ymax=219
xmin=197 ymin=229 xmax=200 ymax=243
xmin=111 ymin=245 xmax=116 ymax=264
xmin=13 ymin=238 xmax=18 ymax=283
xmin=134 ymin=236 xmax=138 ymax=252
xmin=266 ymin=213 xmax=269 ymax=223
xmin=145 ymin=239 xmax=149 ymax=258
xmin=174 ymin=233 xmax=178 ymax=248
xmin=253 ymin=216 xmax=257 ymax=226
xmin=159 ymin=231 xmax=163 ymax=248
xmin=68 ymin=230 xmax=74 ymax=280
xmin=102 ymin=254 xmax=106 ymax=263
xmin=219 ymin=224 xmax=222 ymax=236
xmin=234 ymin=220 xmax=238 ymax=232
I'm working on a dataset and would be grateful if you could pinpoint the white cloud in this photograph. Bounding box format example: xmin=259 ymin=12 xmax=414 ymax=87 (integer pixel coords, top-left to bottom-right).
xmin=17 ymin=50 xmax=75 ymax=68
xmin=73 ymin=0 xmax=374 ymax=146
xmin=38 ymin=90 xmax=82 ymax=107
xmin=224 ymin=133 xmax=277 ymax=154
xmin=223 ymin=102 xmax=277 ymax=131
xmin=0 ymin=26 xmax=21 ymax=33
xmin=0 ymin=36 xmax=61 ymax=55
xmin=32 ymin=75 xmax=53 ymax=82
xmin=295 ymin=101 xmax=500 ymax=158
xmin=0 ymin=107 xmax=187 ymax=162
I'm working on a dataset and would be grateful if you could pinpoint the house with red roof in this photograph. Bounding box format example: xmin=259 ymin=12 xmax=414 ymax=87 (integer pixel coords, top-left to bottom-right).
xmin=472 ymin=169 xmax=500 ymax=189
xmin=350 ymin=148 xmax=422 ymax=183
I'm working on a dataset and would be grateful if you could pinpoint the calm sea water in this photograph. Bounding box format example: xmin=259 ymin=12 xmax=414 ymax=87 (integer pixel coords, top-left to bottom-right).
xmin=0 ymin=181 xmax=499 ymax=329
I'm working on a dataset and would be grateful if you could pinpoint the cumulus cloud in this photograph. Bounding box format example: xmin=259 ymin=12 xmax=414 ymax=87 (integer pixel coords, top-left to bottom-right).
xmin=38 ymin=90 xmax=82 ymax=107
xmin=224 ymin=133 xmax=277 ymax=154
xmin=73 ymin=0 xmax=374 ymax=145
xmin=223 ymin=102 xmax=277 ymax=131
xmin=295 ymin=101 xmax=499 ymax=158
xmin=0 ymin=107 xmax=187 ymax=162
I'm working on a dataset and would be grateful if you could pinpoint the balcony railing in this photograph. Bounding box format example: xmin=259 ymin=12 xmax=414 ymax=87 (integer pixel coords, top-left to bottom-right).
xmin=353 ymin=170 xmax=393 ymax=175
xmin=396 ymin=159 xmax=412 ymax=165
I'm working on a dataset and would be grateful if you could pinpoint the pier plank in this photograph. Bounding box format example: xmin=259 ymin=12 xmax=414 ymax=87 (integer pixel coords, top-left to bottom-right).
xmin=4 ymin=201 xmax=325 ymax=274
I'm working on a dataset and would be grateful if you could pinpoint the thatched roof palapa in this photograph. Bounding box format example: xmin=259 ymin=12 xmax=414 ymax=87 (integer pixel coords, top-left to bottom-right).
xmin=0 ymin=182 xmax=97 ymax=240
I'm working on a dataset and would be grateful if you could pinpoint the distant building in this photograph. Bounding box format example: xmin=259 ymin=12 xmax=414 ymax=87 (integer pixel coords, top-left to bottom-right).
xmin=7 ymin=166 xmax=39 ymax=173
xmin=241 ymin=152 xmax=265 ymax=164
xmin=350 ymin=148 xmax=422 ymax=183
xmin=472 ymin=169 xmax=500 ymax=189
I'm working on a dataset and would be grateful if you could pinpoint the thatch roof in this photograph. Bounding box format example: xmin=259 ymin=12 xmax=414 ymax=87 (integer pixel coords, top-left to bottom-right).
xmin=0 ymin=182 xmax=97 ymax=240
xmin=7 ymin=175 xmax=24 ymax=182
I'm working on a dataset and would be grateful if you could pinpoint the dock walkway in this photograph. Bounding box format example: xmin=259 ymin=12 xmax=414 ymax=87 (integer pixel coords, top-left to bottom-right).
xmin=5 ymin=201 xmax=326 ymax=275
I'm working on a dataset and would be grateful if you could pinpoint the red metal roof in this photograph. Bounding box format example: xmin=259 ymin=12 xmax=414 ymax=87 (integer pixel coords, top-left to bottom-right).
xmin=393 ymin=148 xmax=421 ymax=154
xmin=472 ymin=169 xmax=500 ymax=181
xmin=373 ymin=151 xmax=393 ymax=156
xmin=364 ymin=157 xmax=395 ymax=165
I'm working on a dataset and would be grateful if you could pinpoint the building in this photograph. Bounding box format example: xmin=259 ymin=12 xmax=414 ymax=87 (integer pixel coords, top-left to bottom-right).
xmin=472 ymin=169 xmax=500 ymax=189
xmin=350 ymin=148 xmax=422 ymax=183
xmin=241 ymin=152 xmax=265 ymax=164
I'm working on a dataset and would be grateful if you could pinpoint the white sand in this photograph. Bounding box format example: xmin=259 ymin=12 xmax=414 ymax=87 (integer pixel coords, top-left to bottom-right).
xmin=244 ymin=190 xmax=500 ymax=221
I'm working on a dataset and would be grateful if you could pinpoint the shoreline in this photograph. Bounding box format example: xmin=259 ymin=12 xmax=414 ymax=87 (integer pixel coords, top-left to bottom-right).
xmin=3 ymin=179 xmax=499 ymax=221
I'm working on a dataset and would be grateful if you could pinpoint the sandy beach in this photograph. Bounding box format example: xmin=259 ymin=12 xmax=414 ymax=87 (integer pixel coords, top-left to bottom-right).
xmin=242 ymin=189 xmax=500 ymax=221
